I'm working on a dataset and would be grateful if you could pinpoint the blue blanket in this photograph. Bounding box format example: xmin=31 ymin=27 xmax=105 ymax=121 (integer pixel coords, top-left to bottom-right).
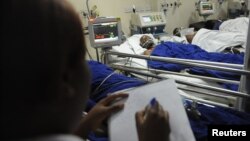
xmin=87 ymin=61 xmax=250 ymax=141
xmin=148 ymin=42 xmax=244 ymax=90
xmin=185 ymin=101 xmax=250 ymax=140
xmin=87 ymin=61 xmax=146 ymax=111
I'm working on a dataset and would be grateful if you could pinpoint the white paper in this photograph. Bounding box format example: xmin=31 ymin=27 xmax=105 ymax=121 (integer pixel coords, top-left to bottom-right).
xmin=108 ymin=79 xmax=195 ymax=141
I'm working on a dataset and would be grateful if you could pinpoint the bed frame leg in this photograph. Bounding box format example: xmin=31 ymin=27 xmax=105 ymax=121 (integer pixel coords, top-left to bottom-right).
xmin=237 ymin=16 xmax=250 ymax=113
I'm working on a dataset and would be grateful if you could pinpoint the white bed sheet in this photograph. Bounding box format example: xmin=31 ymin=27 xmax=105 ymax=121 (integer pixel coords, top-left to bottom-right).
xmin=192 ymin=28 xmax=246 ymax=52
xmin=159 ymin=73 xmax=236 ymax=106
xmin=219 ymin=17 xmax=249 ymax=36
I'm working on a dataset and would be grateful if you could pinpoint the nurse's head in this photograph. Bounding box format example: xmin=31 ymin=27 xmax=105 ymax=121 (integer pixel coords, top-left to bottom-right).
xmin=2 ymin=0 xmax=90 ymax=139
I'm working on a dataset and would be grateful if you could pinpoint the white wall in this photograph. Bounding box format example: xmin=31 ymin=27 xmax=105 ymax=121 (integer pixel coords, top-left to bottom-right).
xmin=67 ymin=0 xmax=229 ymax=59
xmin=152 ymin=0 xmax=228 ymax=33
xmin=68 ymin=0 xmax=228 ymax=35
xmin=68 ymin=0 xmax=153 ymax=35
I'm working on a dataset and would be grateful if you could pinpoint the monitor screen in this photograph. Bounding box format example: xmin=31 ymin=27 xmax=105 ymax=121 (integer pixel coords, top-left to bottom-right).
xmin=199 ymin=2 xmax=215 ymax=15
xmin=142 ymin=16 xmax=152 ymax=23
xmin=93 ymin=22 xmax=119 ymax=43
xmin=202 ymin=3 xmax=213 ymax=10
xmin=88 ymin=17 xmax=122 ymax=48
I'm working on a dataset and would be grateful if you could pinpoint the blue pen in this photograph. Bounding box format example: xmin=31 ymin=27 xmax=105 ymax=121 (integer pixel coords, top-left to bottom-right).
xmin=144 ymin=97 xmax=157 ymax=119
xmin=150 ymin=97 xmax=157 ymax=106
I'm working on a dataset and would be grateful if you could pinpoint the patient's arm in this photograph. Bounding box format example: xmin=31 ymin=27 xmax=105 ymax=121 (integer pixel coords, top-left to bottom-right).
xmin=185 ymin=33 xmax=196 ymax=44
xmin=143 ymin=49 xmax=152 ymax=55
xmin=143 ymin=48 xmax=154 ymax=56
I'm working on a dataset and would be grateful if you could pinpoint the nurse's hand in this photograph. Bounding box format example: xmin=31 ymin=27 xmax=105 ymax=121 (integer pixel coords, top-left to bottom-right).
xmin=135 ymin=100 xmax=170 ymax=141
xmin=74 ymin=93 xmax=128 ymax=139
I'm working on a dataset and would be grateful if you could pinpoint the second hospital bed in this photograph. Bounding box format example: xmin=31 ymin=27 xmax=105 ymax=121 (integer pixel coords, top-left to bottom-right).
xmin=105 ymin=34 xmax=245 ymax=106
xmin=86 ymin=60 xmax=250 ymax=141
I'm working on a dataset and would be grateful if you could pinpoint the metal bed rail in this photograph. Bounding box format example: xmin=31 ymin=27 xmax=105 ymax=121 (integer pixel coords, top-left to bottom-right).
xmin=105 ymin=39 xmax=250 ymax=111
xmin=112 ymin=64 xmax=240 ymax=85
xmin=178 ymin=86 xmax=235 ymax=100
xmin=237 ymin=19 xmax=250 ymax=112
xmin=111 ymin=65 xmax=250 ymax=99
xmin=183 ymin=98 xmax=234 ymax=109
xmin=110 ymin=67 xmax=235 ymax=109
xmin=106 ymin=51 xmax=250 ymax=76
xmin=111 ymin=65 xmax=242 ymax=109
xmin=105 ymin=51 xmax=243 ymax=68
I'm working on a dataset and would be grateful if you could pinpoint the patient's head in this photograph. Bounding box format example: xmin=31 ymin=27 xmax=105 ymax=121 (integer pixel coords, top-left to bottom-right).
xmin=2 ymin=0 xmax=90 ymax=139
xmin=140 ymin=35 xmax=155 ymax=50
xmin=173 ymin=27 xmax=181 ymax=37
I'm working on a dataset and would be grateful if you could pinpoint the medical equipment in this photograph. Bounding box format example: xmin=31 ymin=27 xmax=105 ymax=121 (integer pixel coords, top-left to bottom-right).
xmin=228 ymin=0 xmax=249 ymax=18
xmin=88 ymin=17 xmax=122 ymax=48
xmin=196 ymin=1 xmax=215 ymax=21
xmin=198 ymin=1 xmax=215 ymax=15
xmin=130 ymin=12 xmax=167 ymax=36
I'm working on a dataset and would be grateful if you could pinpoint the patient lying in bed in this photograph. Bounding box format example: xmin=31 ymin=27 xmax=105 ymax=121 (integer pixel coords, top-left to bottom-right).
xmin=141 ymin=32 xmax=245 ymax=55
xmin=139 ymin=35 xmax=244 ymax=90
xmin=186 ymin=28 xmax=246 ymax=53
xmin=173 ymin=28 xmax=246 ymax=53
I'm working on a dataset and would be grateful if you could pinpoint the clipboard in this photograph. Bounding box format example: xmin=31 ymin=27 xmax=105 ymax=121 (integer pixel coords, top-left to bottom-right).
xmin=108 ymin=79 xmax=195 ymax=141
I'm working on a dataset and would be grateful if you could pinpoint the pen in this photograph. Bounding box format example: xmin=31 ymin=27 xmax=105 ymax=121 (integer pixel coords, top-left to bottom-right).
xmin=144 ymin=97 xmax=157 ymax=119
xmin=150 ymin=97 xmax=157 ymax=106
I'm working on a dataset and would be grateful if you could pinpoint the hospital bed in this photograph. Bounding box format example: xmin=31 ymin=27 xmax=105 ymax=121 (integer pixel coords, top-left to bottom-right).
xmin=100 ymin=33 xmax=247 ymax=106
xmin=86 ymin=60 xmax=250 ymax=141
xmin=189 ymin=17 xmax=248 ymax=31
xmin=189 ymin=17 xmax=248 ymax=52
xmin=87 ymin=17 xmax=250 ymax=111
xmin=191 ymin=28 xmax=247 ymax=52
xmin=86 ymin=16 xmax=250 ymax=141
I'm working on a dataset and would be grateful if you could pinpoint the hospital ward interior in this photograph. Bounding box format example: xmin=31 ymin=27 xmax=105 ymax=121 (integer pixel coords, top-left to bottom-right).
xmin=2 ymin=0 xmax=250 ymax=141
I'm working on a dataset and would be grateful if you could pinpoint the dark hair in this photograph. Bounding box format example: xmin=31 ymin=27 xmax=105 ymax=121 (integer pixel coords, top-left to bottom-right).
xmin=173 ymin=27 xmax=181 ymax=37
xmin=2 ymin=0 xmax=84 ymax=103
xmin=2 ymin=0 xmax=86 ymax=139
xmin=204 ymin=20 xmax=218 ymax=30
